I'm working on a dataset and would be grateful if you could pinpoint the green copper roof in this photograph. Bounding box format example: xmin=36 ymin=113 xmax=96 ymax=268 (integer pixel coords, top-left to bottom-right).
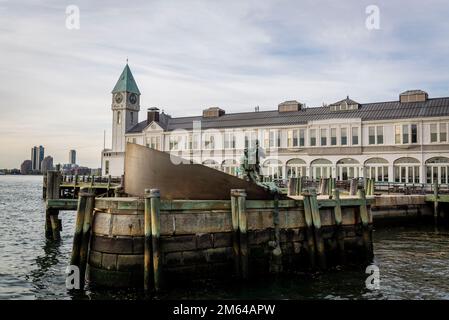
xmin=111 ymin=64 xmax=140 ymax=94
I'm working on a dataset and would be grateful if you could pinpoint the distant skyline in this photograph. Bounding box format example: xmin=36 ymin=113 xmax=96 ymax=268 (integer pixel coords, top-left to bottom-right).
xmin=1 ymin=0 xmax=449 ymax=168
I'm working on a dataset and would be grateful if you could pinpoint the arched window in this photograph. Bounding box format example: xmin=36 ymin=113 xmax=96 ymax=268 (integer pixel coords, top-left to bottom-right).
xmin=394 ymin=157 xmax=420 ymax=183
xmin=202 ymin=159 xmax=219 ymax=170
xmin=425 ymin=157 xmax=449 ymax=184
xmin=222 ymin=159 xmax=239 ymax=176
xmin=310 ymin=159 xmax=332 ymax=180
xmin=262 ymin=159 xmax=283 ymax=181
xmin=286 ymin=158 xmax=306 ymax=178
xmin=336 ymin=158 xmax=360 ymax=180
xmin=117 ymin=111 xmax=121 ymax=124
xmin=364 ymin=158 xmax=389 ymax=182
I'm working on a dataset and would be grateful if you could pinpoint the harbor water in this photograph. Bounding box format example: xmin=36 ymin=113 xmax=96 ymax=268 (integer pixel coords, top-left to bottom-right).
xmin=0 ymin=175 xmax=448 ymax=300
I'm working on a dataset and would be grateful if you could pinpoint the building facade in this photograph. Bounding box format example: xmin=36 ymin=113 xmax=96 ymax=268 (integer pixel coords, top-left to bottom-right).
xmin=31 ymin=145 xmax=44 ymax=172
xmin=20 ymin=160 xmax=32 ymax=175
xmin=41 ymin=156 xmax=54 ymax=174
xmin=102 ymin=65 xmax=449 ymax=185
xmin=69 ymin=150 xmax=76 ymax=165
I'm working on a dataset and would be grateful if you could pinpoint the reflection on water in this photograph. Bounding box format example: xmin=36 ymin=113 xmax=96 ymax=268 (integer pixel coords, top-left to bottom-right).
xmin=0 ymin=175 xmax=448 ymax=300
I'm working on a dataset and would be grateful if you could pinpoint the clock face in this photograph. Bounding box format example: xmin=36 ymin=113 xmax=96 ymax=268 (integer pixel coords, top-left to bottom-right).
xmin=129 ymin=93 xmax=137 ymax=105
xmin=115 ymin=93 xmax=123 ymax=103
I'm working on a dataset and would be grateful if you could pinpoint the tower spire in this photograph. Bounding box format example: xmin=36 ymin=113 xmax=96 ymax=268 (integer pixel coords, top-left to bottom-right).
xmin=111 ymin=64 xmax=140 ymax=94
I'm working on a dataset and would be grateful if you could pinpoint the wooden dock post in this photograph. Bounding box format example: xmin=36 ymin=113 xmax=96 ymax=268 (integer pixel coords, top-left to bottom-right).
xmin=70 ymin=188 xmax=88 ymax=267
xmin=90 ymin=175 xmax=95 ymax=187
xmin=237 ymin=190 xmax=248 ymax=279
xmin=230 ymin=190 xmax=241 ymax=278
xmin=149 ymin=189 xmax=162 ymax=291
xmin=310 ymin=189 xmax=326 ymax=269
xmin=144 ymin=189 xmax=154 ymax=291
xmin=42 ymin=174 xmax=47 ymax=199
xmin=433 ymin=180 xmax=439 ymax=223
xmin=270 ymin=193 xmax=283 ymax=274
xmin=349 ymin=178 xmax=358 ymax=196
xmin=302 ymin=190 xmax=316 ymax=269
xmin=357 ymin=188 xmax=373 ymax=260
xmin=332 ymin=188 xmax=345 ymax=264
xmin=45 ymin=170 xmax=61 ymax=240
xmin=72 ymin=174 xmax=78 ymax=199
xmin=78 ymin=189 xmax=95 ymax=290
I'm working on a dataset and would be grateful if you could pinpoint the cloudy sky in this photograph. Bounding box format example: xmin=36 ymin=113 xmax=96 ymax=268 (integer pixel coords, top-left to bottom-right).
xmin=1 ymin=0 xmax=449 ymax=169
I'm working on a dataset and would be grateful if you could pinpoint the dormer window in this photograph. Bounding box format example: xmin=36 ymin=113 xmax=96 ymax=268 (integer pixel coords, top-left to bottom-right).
xmin=330 ymin=96 xmax=360 ymax=111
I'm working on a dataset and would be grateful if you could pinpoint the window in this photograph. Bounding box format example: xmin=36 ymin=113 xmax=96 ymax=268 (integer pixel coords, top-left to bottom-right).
xmin=331 ymin=128 xmax=337 ymax=146
xmin=264 ymin=130 xmax=280 ymax=148
xmin=402 ymin=124 xmax=409 ymax=144
xmin=105 ymin=160 xmax=109 ymax=175
xmin=287 ymin=129 xmax=299 ymax=147
xmin=299 ymin=129 xmax=305 ymax=146
xmin=147 ymin=136 xmax=160 ymax=150
xmin=169 ymin=136 xmax=180 ymax=150
xmin=190 ymin=134 xmax=200 ymax=149
xmin=245 ymin=131 xmax=257 ymax=149
xmin=377 ymin=126 xmax=384 ymax=144
xmin=224 ymin=132 xmax=236 ymax=149
xmin=352 ymin=127 xmax=359 ymax=145
xmin=430 ymin=124 xmax=438 ymax=143
xmin=204 ymin=134 xmax=215 ymax=149
xmin=320 ymin=128 xmax=327 ymax=146
xmin=117 ymin=111 xmax=121 ymax=124
xmin=395 ymin=125 xmax=401 ymax=144
xmin=310 ymin=129 xmax=316 ymax=146
xmin=368 ymin=126 xmax=375 ymax=145
xmin=130 ymin=112 xmax=134 ymax=124
xmin=341 ymin=128 xmax=347 ymax=145
xmin=396 ymin=124 xmax=418 ymax=144
xmin=440 ymin=123 xmax=447 ymax=142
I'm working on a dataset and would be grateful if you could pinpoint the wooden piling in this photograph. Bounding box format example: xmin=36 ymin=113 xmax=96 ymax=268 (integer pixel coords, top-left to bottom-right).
xmin=45 ymin=170 xmax=61 ymax=240
xmin=73 ymin=174 xmax=78 ymax=199
xmin=357 ymin=189 xmax=373 ymax=260
xmin=78 ymin=189 xmax=95 ymax=290
xmin=144 ymin=189 xmax=154 ymax=291
xmin=70 ymin=188 xmax=88 ymax=267
xmin=237 ymin=190 xmax=248 ymax=279
xmin=42 ymin=174 xmax=47 ymax=199
xmin=310 ymin=189 xmax=326 ymax=269
xmin=434 ymin=180 xmax=439 ymax=223
xmin=270 ymin=193 xmax=283 ymax=273
xmin=332 ymin=188 xmax=345 ymax=264
xmin=302 ymin=190 xmax=316 ymax=269
xmin=149 ymin=189 xmax=161 ymax=291
xmin=349 ymin=178 xmax=358 ymax=196
xmin=230 ymin=190 xmax=241 ymax=277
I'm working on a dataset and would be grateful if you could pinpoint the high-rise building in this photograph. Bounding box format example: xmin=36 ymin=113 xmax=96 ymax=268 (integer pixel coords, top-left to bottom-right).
xmin=20 ymin=160 xmax=32 ymax=175
xmin=69 ymin=150 xmax=76 ymax=165
xmin=41 ymin=156 xmax=54 ymax=174
xmin=31 ymin=145 xmax=44 ymax=172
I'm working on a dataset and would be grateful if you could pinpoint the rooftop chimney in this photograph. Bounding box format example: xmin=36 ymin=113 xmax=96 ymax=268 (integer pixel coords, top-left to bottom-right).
xmin=278 ymin=100 xmax=302 ymax=112
xmin=202 ymin=107 xmax=225 ymax=118
xmin=399 ymin=90 xmax=428 ymax=103
xmin=147 ymin=107 xmax=160 ymax=124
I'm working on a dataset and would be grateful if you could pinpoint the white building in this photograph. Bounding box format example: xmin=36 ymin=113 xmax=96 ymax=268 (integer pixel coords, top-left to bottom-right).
xmin=102 ymin=64 xmax=449 ymax=185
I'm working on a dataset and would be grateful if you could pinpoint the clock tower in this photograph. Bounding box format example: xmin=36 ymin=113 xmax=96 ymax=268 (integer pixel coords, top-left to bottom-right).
xmin=111 ymin=64 xmax=141 ymax=152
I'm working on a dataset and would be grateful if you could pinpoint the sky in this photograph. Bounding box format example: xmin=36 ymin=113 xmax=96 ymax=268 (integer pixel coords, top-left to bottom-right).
xmin=1 ymin=0 xmax=449 ymax=169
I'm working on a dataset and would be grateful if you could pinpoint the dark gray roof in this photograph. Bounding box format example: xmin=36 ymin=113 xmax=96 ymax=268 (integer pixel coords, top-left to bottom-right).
xmin=127 ymin=97 xmax=449 ymax=133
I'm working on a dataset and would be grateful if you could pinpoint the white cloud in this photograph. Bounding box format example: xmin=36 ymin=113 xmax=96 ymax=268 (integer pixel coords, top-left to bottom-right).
xmin=1 ymin=0 xmax=449 ymax=168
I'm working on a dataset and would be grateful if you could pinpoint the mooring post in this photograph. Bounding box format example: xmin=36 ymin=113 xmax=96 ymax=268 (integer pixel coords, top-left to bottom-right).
xmin=149 ymin=189 xmax=162 ymax=291
xmin=310 ymin=189 xmax=326 ymax=269
xmin=302 ymin=190 xmax=316 ymax=269
xmin=107 ymin=175 xmax=112 ymax=196
xmin=230 ymin=190 xmax=241 ymax=278
xmin=90 ymin=175 xmax=95 ymax=187
xmin=42 ymin=174 xmax=47 ymax=200
xmin=269 ymin=193 xmax=283 ymax=274
xmin=433 ymin=180 xmax=439 ymax=223
xmin=332 ymin=188 xmax=345 ymax=264
xmin=236 ymin=189 xmax=248 ymax=279
xmin=144 ymin=189 xmax=154 ymax=291
xmin=78 ymin=189 xmax=95 ymax=290
xmin=349 ymin=178 xmax=357 ymax=196
xmin=70 ymin=188 xmax=88 ymax=267
xmin=45 ymin=170 xmax=61 ymax=240
xmin=357 ymin=188 xmax=373 ymax=260
xmin=288 ymin=178 xmax=296 ymax=197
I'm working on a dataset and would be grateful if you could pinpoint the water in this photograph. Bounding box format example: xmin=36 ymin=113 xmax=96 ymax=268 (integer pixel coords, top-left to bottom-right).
xmin=1 ymin=175 xmax=448 ymax=300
